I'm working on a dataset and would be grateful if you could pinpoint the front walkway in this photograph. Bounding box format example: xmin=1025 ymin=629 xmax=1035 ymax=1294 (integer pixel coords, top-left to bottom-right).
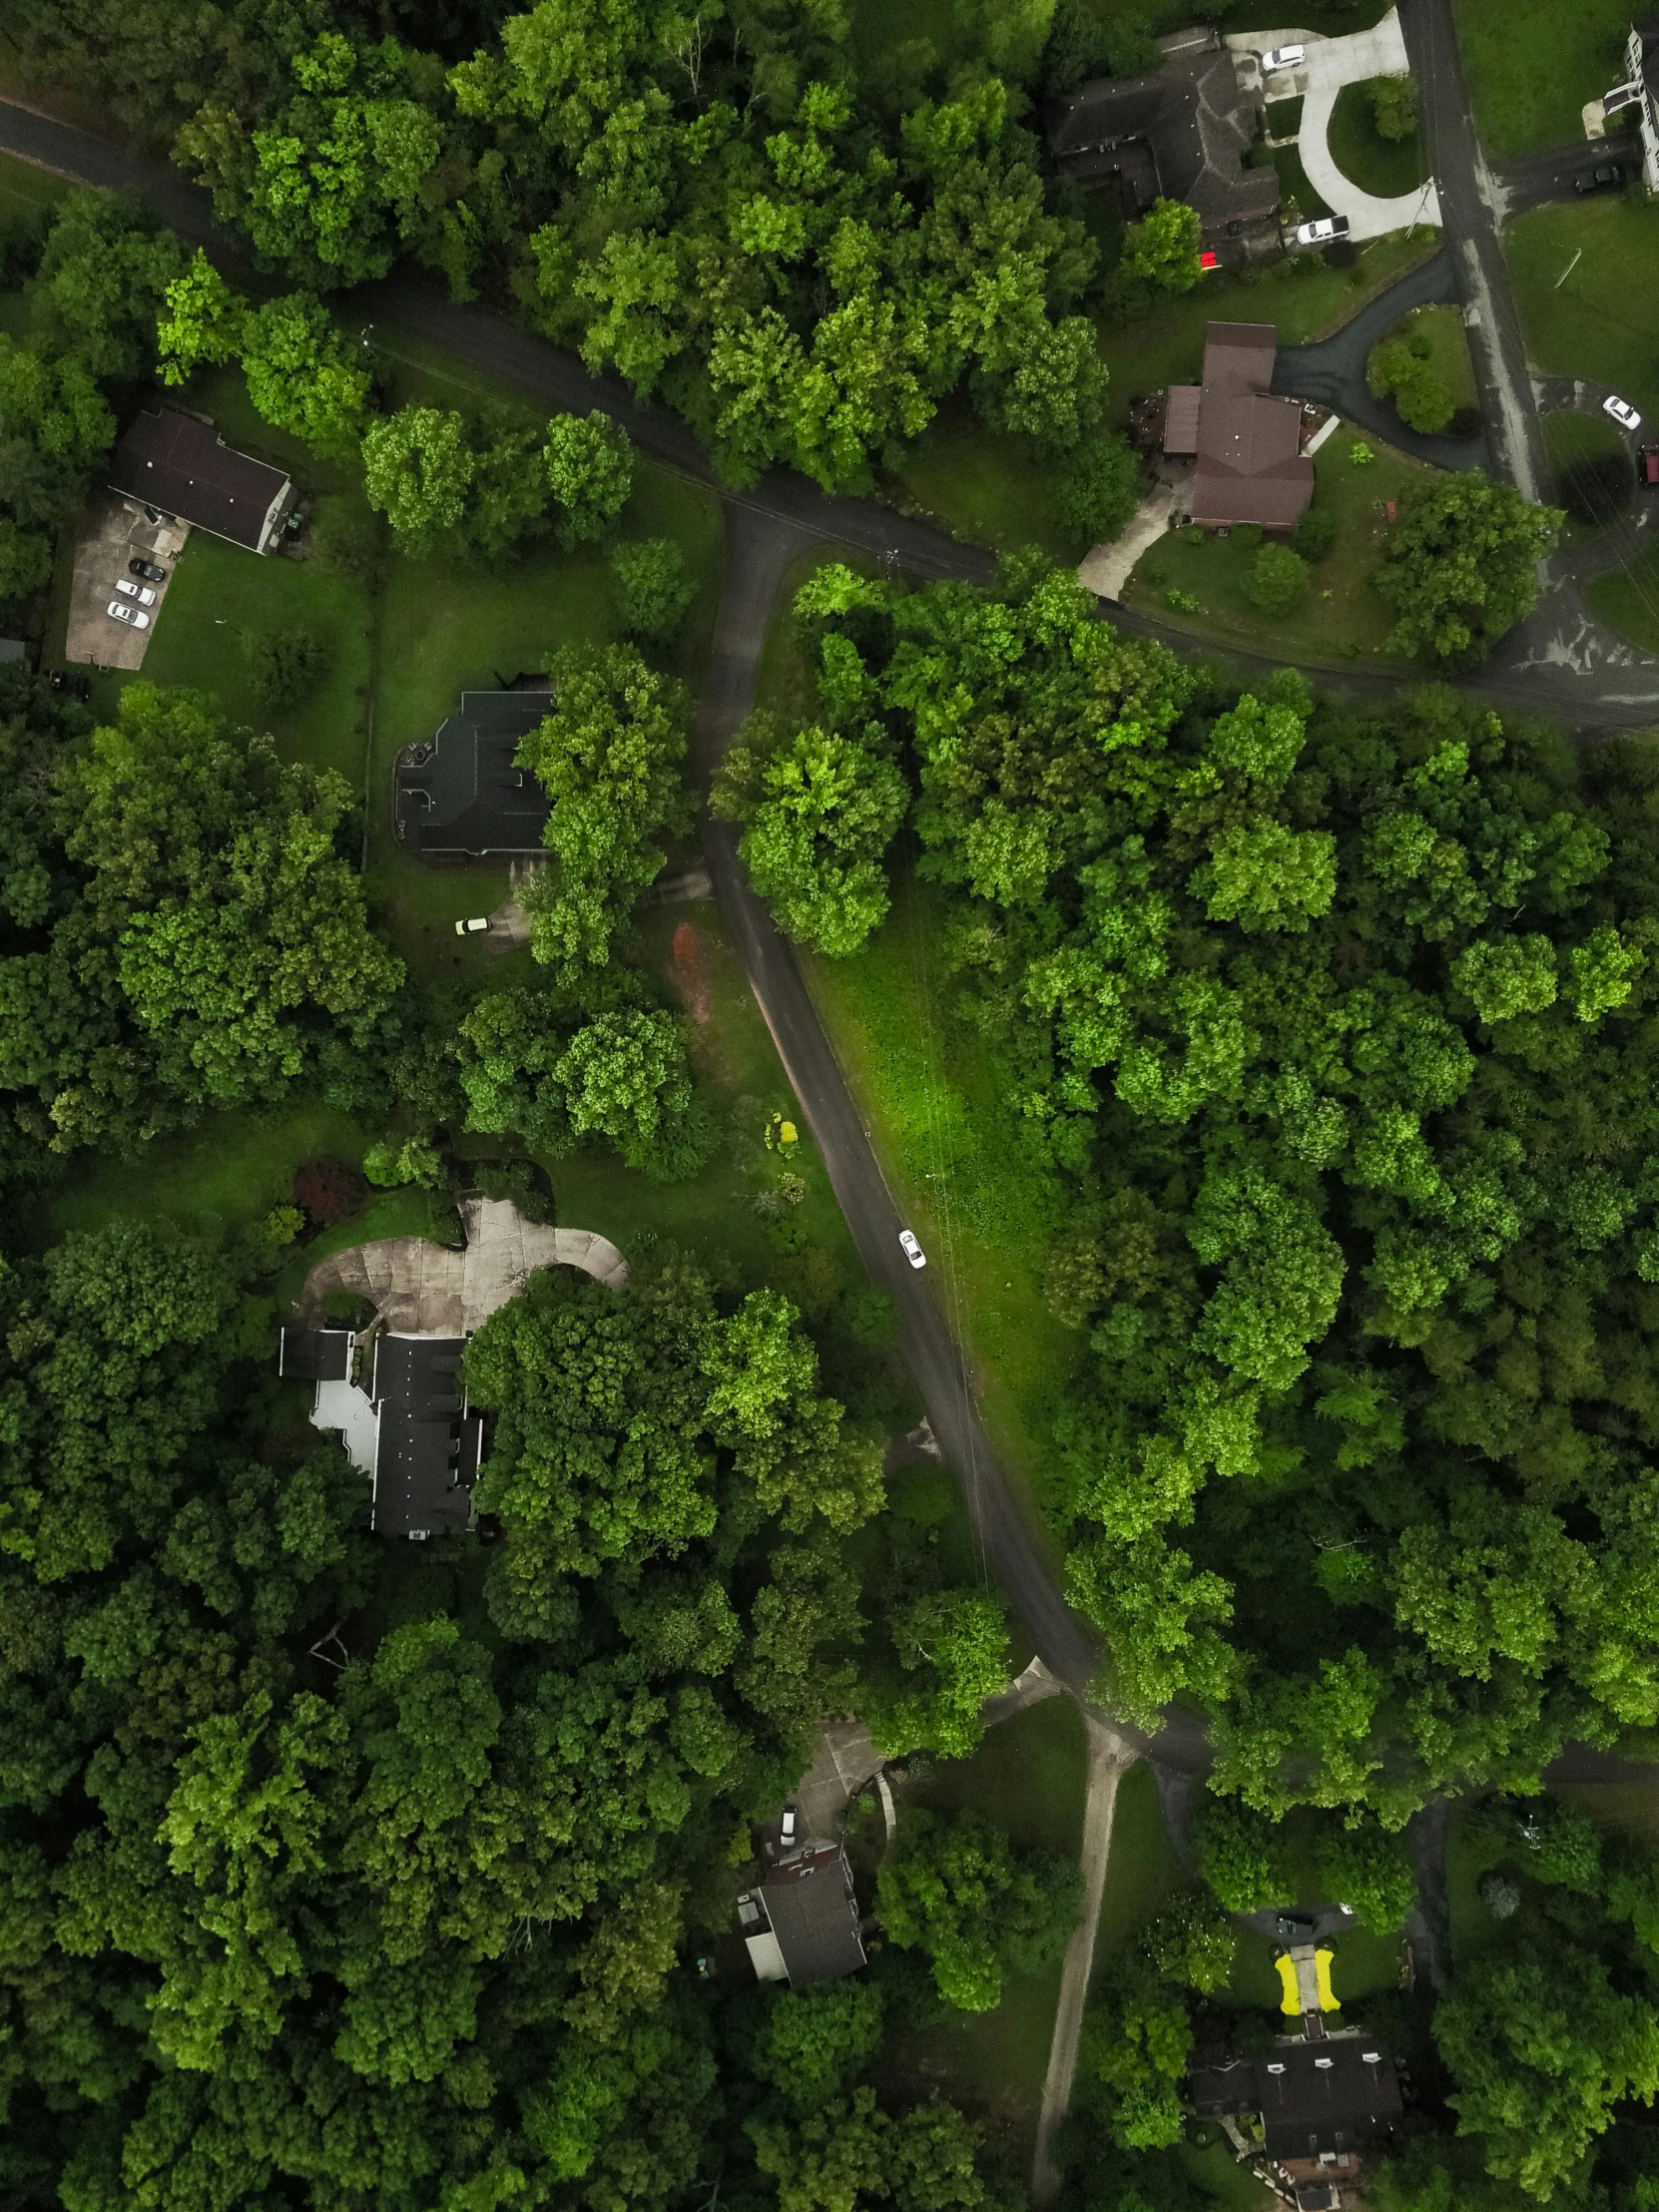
xmin=1232 ymin=11 xmax=1441 ymax=243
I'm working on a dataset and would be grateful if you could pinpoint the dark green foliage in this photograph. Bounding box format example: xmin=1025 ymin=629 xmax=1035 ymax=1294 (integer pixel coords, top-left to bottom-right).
xmin=1374 ymin=472 xmax=1563 ymax=663
xmin=1293 ymin=505 xmax=1341 ymax=562
xmin=1371 ymin=332 xmax=1455 ymax=434
xmin=1243 ymin=542 xmax=1311 ymax=615
xmin=612 ymin=535 xmax=696 ymax=643
xmin=1055 ymin=430 xmax=1142 ymax=547
xmin=1314 ymin=1814 xmax=1415 ymax=1932
xmin=245 ymin=625 xmax=332 ymax=708
xmin=876 ymin=1805 xmax=1081 ymax=2009
xmin=1372 ymin=75 xmax=1418 ymax=140
xmin=1195 ymin=1793 xmax=1292 ymax=1912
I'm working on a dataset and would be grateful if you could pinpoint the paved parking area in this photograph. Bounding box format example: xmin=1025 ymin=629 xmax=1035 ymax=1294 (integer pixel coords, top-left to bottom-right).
xmin=65 ymin=491 xmax=189 ymax=669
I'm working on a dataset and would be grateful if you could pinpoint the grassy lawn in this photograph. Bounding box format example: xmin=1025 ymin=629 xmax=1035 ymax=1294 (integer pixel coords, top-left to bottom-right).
xmin=1327 ymin=81 xmax=1425 ymax=202
xmin=1453 ymin=0 xmax=1631 ymax=158
xmin=1265 ymin=96 xmax=1303 ymax=141
xmin=1542 ymin=407 xmax=1632 ymax=544
xmin=889 ymin=398 xmax=1079 ymax=561
xmin=1096 ymin=232 xmax=1436 ymax=424
xmin=1092 ymin=1760 xmax=1184 ymax=1977
xmin=1124 ymin=423 xmax=1440 ymax=667
xmin=1507 ymin=197 xmax=1659 ymax=428
xmin=1269 ymin=145 xmax=1331 ymax=225
xmin=800 ymin=864 xmax=1077 ymax=1539
xmin=1587 ymin=541 xmax=1659 ymax=653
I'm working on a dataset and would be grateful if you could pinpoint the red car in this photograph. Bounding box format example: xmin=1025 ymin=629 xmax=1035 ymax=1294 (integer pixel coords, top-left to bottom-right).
xmin=1640 ymin=446 xmax=1659 ymax=487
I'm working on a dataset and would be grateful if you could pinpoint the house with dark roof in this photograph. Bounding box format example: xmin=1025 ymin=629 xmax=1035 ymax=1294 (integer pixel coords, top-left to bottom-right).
xmin=393 ymin=689 xmax=552 ymax=860
xmin=1047 ymin=42 xmax=1281 ymax=249
xmin=109 ymin=410 xmax=292 ymax=555
xmin=738 ymin=1843 xmax=866 ymax=1986
xmin=1189 ymin=2031 xmax=1402 ymax=2186
xmin=279 ymin=1324 xmax=483 ymax=1538
xmin=1163 ymin=321 xmax=1314 ymax=530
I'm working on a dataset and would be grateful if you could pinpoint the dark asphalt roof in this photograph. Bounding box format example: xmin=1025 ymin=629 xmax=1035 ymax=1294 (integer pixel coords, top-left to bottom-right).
xmin=763 ymin=1847 xmax=867 ymax=1985
xmin=109 ymin=410 xmax=289 ymax=553
xmin=1192 ymin=2036 xmax=1401 ymax=2159
xmin=393 ymin=690 xmax=552 ymax=858
xmin=1048 ymin=48 xmax=1279 ymax=237
xmin=371 ymin=1335 xmax=480 ymax=1536
xmin=1192 ymin=320 xmax=1313 ymax=529
xmin=278 ymin=1326 xmax=352 ymax=1382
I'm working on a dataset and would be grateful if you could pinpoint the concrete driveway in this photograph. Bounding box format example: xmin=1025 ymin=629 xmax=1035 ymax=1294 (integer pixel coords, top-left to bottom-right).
xmin=1233 ymin=11 xmax=1442 ymax=242
xmin=65 ymin=491 xmax=188 ymax=670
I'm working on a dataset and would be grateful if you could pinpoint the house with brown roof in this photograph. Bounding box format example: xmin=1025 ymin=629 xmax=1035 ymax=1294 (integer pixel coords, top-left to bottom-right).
xmin=1164 ymin=322 xmax=1314 ymax=530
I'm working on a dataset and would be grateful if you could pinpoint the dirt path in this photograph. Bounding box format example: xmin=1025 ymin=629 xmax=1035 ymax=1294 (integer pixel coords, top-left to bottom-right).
xmin=1031 ymin=1718 xmax=1139 ymax=2204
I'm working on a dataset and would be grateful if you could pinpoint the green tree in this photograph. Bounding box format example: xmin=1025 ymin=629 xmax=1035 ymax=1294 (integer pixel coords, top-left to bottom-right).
xmin=1315 ymin=1816 xmax=1415 ymax=1933
xmin=1370 ymin=334 xmax=1454 ymax=435
xmin=877 ymin=1808 xmax=1080 ymax=2010
xmin=241 ymin=293 xmax=373 ymax=459
xmin=1374 ymin=473 xmax=1562 ymax=665
xmin=156 ymin=249 xmax=244 ymax=385
xmin=518 ymin=644 xmax=692 ymax=976
xmin=750 ymin=1982 xmax=884 ymax=2109
xmin=28 ymin=188 xmax=183 ymax=381
xmin=1194 ymin=1794 xmax=1292 ymax=1912
xmin=361 ymin=405 xmax=474 ymax=555
xmin=1243 ymin=542 xmax=1310 ymax=617
xmin=1372 ymin=75 xmax=1418 ymax=139
xmin=612 ymin=537 xmax=695 ymax=642
xmin=1120 ymin=199 xmax=1203 ymax=293
xmin=553 ymin=1008 xmax=709 ymax=1178
xmin=865 ymin=1589 xmax=1009 ymax=1761
xmin=544 ymin=411 xmax=634 ymax=546
xmin=1055 ymin=430 xmax=1141 ymax=546
xmin=245 ymin=627 xmax=332 ymax=709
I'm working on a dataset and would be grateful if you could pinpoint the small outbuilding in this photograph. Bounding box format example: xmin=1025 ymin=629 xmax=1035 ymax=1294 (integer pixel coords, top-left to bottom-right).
xmin=109 ymin=410 xmax=292 ymax=555
xmin=393 ymin=688 xmax=552 ymax=860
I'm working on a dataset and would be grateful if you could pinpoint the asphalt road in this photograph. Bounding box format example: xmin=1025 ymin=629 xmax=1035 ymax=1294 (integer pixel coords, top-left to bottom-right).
xmin=1494 ymin=144 xmax=1629 ymax=221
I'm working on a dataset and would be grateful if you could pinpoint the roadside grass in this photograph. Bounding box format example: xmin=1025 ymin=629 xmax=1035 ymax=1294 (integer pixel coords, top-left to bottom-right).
xmin=1452 ymin=0 xmax=1631 ymax=159
xmin=1327 ymin=81 xmax=1425 ymax=202
xmin=1587 ymin=542 xmax=1659 ymax=652
xmin=1180 ymin=2144 xmax=1281 ymax=2211
xmin=1506 ymin=197 xmax=1659 ymax=430
xmin=1095 ymin=232 xmax=1435 ymax=425
xmin=1123 ymin=423 xmax=1439 ymax=666
xmin=0 ymin=149 xmax=67 ymax=223
xmin=889 ymin=399 xmax=1079 ymax=561
xmin=799 ymin=863 xmax=1077 ymax=1540
xmin=753 ymin=543 xmax=879 ymax=733
xmin=1091 ymin=1760 xmax=1184 ymax=1977
xmin=1541 ymin=407 xmax=1633 ymax=545
xmin=1368 ymin=301 xmax=1479 ymax=423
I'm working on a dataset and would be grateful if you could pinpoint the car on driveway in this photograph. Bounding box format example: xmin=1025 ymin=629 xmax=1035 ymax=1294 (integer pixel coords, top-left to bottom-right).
xmin=454 ymin=915 xmax=490 ymax=936
xmin=1605 ymin=394 xmax=1643 ymax=432
xmin=898 ymin=1229 xmax=926 ymax=1270
xmin=1639 ymin=445 xmax=1659 ymax=487
xmin=114 ymin=578 xmax=157 ymax=606
xmin=1575 ymin=162 xmax=1625 ymax=194
xmin=107 ymin=601 xmax=150 ymax=629
xmin=1294 ymin=215 xmax=1351 ymax=247
xmin=1260 ymin=43 xmax=1305 ymax=71
xmin=129 ymin=558 xmax=167 ymax=583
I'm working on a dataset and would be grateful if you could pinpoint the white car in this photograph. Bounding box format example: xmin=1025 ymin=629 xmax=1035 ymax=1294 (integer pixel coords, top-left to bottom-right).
xmin=1261 ymin=43 xmax=1306 ymax=71
xmin=114 ymin=578 xmax=157 ymax=605
xmin=454 ymin=915 xmax=490 ymax=936
xmin=779 ymin=1808 xmax=798 ymax=1848
xmin=898 ymin=1229 xmax=926 ymax=1270
xmin=107 ymin=601 xmax=151 ymax=629
xmin=1295 ymin=215 xmax=1352 ymax=247
xmin=1605 ymin=394 xmax=1643 ymax=431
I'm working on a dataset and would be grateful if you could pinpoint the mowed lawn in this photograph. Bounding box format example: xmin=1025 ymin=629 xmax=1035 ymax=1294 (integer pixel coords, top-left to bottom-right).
xmin=1453 ymin=0 xmax=1631 ymax=157
xmin=1327 ymin=80 xmax=1427 ymax=201
xmin=1123 ymin=424 xmax=1443 ymax=666
xmin=1507 ymin=197 xmax=1659 ymax=428
xmin=1370 ymin=301 xmax=1479 ymax=419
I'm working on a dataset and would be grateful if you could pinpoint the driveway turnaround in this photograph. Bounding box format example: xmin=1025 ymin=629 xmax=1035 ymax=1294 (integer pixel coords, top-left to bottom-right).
xmin=1237 ymin=10 xmax=1442 ymax=241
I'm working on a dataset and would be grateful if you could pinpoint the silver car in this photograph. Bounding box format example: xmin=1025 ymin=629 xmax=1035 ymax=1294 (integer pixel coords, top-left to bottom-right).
xmin=107 ymin=601 xmax=151 ymax=629
xmin=114 ymin=578 xmax=157 ymax=606
xmin=1261 ymin=43 xmax=1306 ymax=71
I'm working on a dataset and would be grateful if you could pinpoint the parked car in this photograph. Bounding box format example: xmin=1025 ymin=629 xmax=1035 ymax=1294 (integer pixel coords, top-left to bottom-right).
xmin=898 ymin=1229 xmax=927 ymax=1270
xmin=1639 ymin=445 xmax=1659 ymax=486
xmin=1275 ymin=1914 xmax=1317 ymax=1941
xmin=1294 ymin=215 xmax=1352 ymax=247
xmin=1605 ymin=394 xmax=1643 ymax=431
xmin=113 ymin=578 xmax=157 ymax=606
xmin=1575 ymin=161 xmax=1625 ymax=194
xmin=129 ymin=558 xmax=167 ymax=583
xmin=106 ymin=601 xmax=150 ymax=629
xmin=779 ymin=1808 xmax=798 ymax=1848
xmin=1260 ymin=43 xmax=1305 ymax=71
xmin=454 ymin=915 xmax=491 ymax=936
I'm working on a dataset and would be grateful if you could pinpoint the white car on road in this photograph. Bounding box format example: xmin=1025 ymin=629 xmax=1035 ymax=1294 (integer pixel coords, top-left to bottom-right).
xmin=1604 ymin=394 xmax=1643 ymax=432
xmin=114 ymin=578 xmax=157 ymax=606
xmin=898 ymin=1229 xmax=926 ymax=1269
xmin=1261 ymin=43 xmax=1305 ymax=71
xmin=107 ymin=601 xmax=150 ymax=629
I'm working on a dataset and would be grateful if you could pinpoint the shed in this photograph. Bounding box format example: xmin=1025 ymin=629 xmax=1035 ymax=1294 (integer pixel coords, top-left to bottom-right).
xmin=109 ymin=411 xmax=291 ymax=555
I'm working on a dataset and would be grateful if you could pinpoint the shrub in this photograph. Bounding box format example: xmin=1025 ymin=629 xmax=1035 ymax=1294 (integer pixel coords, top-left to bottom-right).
xmin=1243 ymin=542 xmax=1310 ymax=615
xmin=292 ymin=1157 xmax=365 ymax=1226
xmin=1293 ymin=506 xmax=1340 ymax=561
xmin=1195 ymin=1795 xmax=1292 ymax=1913
xmin=1231 ymin=521 xmax=1264 ymax=550
xmin=1315 ymin=1817 xmax=1416 ymax=1934
xmin=1349 ymin=441 xmax=1377 ymax=465
xmin=362 ymin=1135 xmax=447 ymax=1190
xmin=1167 ymin=586 xmax=1200 ymax=613
xmin=1372 ymin=74 xmax=1417 ymax=140
xmin=246 ymin=626 xmax=332 ymax=710
xmin=1370 ymin=334 xmax=1454 ymax=433
xmin=1054 ymin=430 xmax=1141 ymax=545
